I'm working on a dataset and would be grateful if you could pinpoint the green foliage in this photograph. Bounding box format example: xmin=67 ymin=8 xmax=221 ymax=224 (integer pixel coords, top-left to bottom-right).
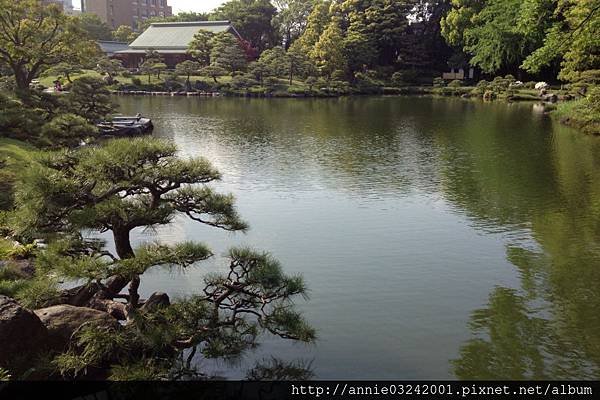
xmin=553 ymin=86 xmax=600 ymax=134
xmin=42 ymin=62 xmax=83 ymax=84
xmin=50 ymin=246 xmax=314 ymax=379
xmin=112 ymin=25 xmax=138 ymax=43
xmin=67 ymin=77 xmax=115 ymax=122
xmin=175 ymin=60 xmax=201 ymax=88
xmin=0 ymin=139 xmax=36 ymax=210
xmin=295 ymin=0 xmax=330 ymax=56
xmin=522 ymin=0 xmax=600 ymax=81
xmin=354 ymin=71 xmax=384 ymax=94
xmin=312 ymin=18 xmax=347 ymax=79
xmin=0 ymin=1 xmax=100 ymax=90
xmin=442 ymin=0 xmax=550 ymax=74
xmin=41 ymin=114 xmax=98 ymax=148
xmin=95 ymin=58 xmax=126 ymax=84
xmin=0 ymin=94 xmax=44 ymax=142
xmin=246 ymin=358 xmax=314 ymax=380
xmin=448 ymin=79 xmax=463 ymax=88
xmin=258 ymin=46 xmax=288 ymax=78
xmin=188 ymin=30 xmax=214 ymax=66
xmin=76 ymin=13 xmax=113 ymax=41
xmin=152 ymin=63 xmax=168 ymax=80
xmin=391 ymin=70 xmax=420 ymax=87
xmin=14 ymin=276 xmax=60 ymax=309
xmin=209 ymin=32 xmax=248 ymax=74
xmin=211 ymin=0 xmax=278 ymax=52
xmin=201 ymin=65 xmax=228 ymax=83
xmin=272 ymin=0 xmax=314 ymax=49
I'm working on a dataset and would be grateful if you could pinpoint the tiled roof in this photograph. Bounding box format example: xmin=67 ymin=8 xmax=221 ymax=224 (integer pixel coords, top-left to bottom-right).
xmin=127 ymin=21 xmax=239 ymax=51
xmin=97 ymin=41 xmax=130 ymax=54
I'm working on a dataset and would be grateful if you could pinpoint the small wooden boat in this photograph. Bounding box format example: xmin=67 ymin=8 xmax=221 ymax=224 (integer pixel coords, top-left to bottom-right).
xmin=98 ymin=114 xmax=154 ymax=137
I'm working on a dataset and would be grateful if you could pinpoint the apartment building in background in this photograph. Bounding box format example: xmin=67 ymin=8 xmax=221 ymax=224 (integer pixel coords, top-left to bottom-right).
xmin=82 ymin=0 xmax=173 ymax=29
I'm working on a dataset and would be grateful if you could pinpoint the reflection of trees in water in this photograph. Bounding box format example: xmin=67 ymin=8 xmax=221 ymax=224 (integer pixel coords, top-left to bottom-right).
xmin=117 ymin=96 xmax=600 ymax=378
xmin=444 ymin=116 xmax=600 ymax=379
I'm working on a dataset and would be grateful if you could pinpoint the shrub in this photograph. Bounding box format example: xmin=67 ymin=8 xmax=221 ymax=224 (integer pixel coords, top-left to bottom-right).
xmin=391 ymin=70 xmax=419 ymax=87
xmin=331 ymin=70 xmax=346 ymax=81
xmin=588 ymin=86 xmax=600 ymax=113
xmin=131 ymin=77 xmax=142 ymax=86
xmin=263 ymin=77 xmax=279 ymax=92
xmin=121 ymin=70 xmax=132 ymax=78
xmin=0 ymin=94 xmax=44 ymax=141
xmin=231 ymin=74 xmax=258 ymax=90
xmin=504 ymin=74 xmax=516 ymax=85
xmin=472 ymin=80 xmax=489 ymax=96
xmin=327 ymin=80 xmax=351 ymax=95
xmin=355 ymin=72 xmax=384 ymax=94
xmin=483 ymin=90 xmax=497 ymax=100
xmin=41 ymin=114 xmax=98 ymax=148
xmin=305 ymin=76 xmax=318 ymax=91
xmin=576 ymin=70 xmax=600 ymax=86
xmin=194 ymin=80 xmax=213 ymax=92
xmin=448 ymin=80 xmax=463 ymax=88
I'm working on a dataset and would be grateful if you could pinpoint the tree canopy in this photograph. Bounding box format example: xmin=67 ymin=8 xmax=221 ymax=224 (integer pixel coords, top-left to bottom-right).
xmin=0 ymin=1 xmax=99 ymax=90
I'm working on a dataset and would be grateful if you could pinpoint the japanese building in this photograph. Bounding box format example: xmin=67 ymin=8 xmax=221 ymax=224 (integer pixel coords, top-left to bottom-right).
xmin=114 ymin=21 xmax=243 ymax=68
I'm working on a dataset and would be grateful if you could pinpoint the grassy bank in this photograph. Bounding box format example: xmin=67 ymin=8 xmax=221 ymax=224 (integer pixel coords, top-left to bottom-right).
xmin=552 ymin=99 xmax=600 ymax=135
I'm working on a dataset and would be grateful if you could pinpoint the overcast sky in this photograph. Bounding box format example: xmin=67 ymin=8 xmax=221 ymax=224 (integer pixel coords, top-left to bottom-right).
xmin=170 ymin=0 xmax=226 ymax=13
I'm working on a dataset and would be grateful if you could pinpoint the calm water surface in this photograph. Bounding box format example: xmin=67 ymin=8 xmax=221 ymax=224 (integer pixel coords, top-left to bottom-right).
xmin=115 ymin=96 xmax=600 ymax=379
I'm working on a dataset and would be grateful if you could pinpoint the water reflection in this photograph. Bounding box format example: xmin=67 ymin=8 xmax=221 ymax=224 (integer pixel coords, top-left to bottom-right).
xmin=442 ymin=117 xmax=600 ymax=379
xmin=116 ymin=96 xmax=600 ymax=379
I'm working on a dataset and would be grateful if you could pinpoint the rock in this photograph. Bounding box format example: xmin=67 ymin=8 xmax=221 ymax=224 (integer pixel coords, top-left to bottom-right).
xmin=0 ymin=259 xmax=35 ymax=279
xmin=542 ymin=93 xmax=558 ymax=103
xmin=0 ymin=296 xmax=48 ymax=368
xmin=34 ymin=305 xmax=119 ymax=351
xmin=140 ymin=292 xmax=170 ymax=312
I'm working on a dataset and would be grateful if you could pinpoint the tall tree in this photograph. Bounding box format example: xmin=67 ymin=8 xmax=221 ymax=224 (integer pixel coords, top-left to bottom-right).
xmin=209 ymin=32 xmax=248 ymax=74
xmin=175 ymin=60 xmax=201 ymax=89
xmin=95 ymin=58 xmax=125 ymax=85
xmin=112 ymin=25 xmax=139 ymax=43
xmin=188 ymin=30 xmax=214 ymax=66
xmin=273 ymin=0 xmax=314 ymax=49
xmin=441 ymin=0 xmax=558 ymax=75
xmin=521 ymin=0 xmax=600 ymax=82
xmin=312 ymin=17 xmax=347 ymax=79
xmin=211 ymin=0 xmax=279 ymax=52
xmin=339 ymin=0 xmax=413 ymax=66
xmin=77 ymin=13 xmax=113 ymax=41
xmin=0 ymin=1 xmax=99 ymax=90
xmin=295 ymin=0 xmax=331 ymax=56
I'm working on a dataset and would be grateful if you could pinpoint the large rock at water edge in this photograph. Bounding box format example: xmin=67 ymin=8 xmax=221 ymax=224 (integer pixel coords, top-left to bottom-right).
xmin=34 ymin=305 xmax=119 ymax=350
xmin=0 ymin=295 xmax=48 ymax=367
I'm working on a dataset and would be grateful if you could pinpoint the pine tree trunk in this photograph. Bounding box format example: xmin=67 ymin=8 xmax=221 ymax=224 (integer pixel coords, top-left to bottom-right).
xmin=113 ymin=227 xmax=134 ymax=259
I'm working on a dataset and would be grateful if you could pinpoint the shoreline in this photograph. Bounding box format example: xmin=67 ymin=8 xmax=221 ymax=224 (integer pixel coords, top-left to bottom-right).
xmin=110 ymin=87 xmax=565 ymax=103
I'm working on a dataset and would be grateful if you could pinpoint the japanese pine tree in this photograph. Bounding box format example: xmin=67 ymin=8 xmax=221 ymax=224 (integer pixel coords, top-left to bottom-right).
xmin=10 ymin=138 xmax=315 ymax=378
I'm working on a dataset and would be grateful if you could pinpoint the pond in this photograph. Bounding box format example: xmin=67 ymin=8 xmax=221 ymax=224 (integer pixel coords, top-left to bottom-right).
xmin=114 ymin=96 xmax=600 ymax=379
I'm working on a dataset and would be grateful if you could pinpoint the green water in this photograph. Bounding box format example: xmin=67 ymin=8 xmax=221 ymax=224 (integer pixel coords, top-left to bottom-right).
xmin=115 ymin=96 xmax=600 ymax=379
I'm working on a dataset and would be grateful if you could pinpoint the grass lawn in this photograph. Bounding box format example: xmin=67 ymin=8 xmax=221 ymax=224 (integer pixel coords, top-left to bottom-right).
xmin=39 ymin=70 xmax=103 ymax=87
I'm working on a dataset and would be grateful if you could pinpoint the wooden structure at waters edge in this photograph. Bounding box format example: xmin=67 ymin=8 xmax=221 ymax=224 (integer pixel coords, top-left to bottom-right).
xmin=442 ymin=67 xmax=475 ymax=81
